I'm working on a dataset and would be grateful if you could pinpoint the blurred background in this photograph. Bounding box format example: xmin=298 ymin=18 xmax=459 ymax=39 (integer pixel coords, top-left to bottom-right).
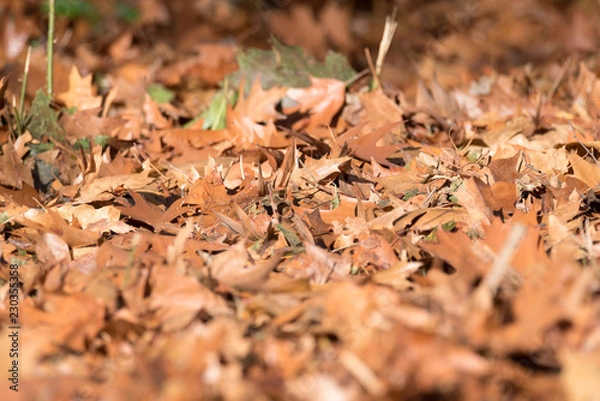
xmin=1 ymin=0 xmax=599 ymax=94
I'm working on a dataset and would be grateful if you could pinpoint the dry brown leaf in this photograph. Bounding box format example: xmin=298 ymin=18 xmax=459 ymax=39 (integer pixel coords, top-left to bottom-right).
xmin=337 ymin=122 xmax=406 ymax=167
xmin=567 ymin=153 xmax=600 ymax=189
xmin=0 ymin=141 xmax=34 ymax=189
xmin=76 ymin=169 xmax=154 ymax=203
xmin=35 ymin=232 xmax=71 ymax=266
xmin=57 ymin=66 xmax=102 ymax=110
xmin=285 ymin=77 xmax=345 ymax=129
xmin=6 ymin=4 xmax=600 ymax=400
xmin=226 ymin=107 xmax=281 ymax=148
xmin=0 ymin=182 xmax=40 ymax=208
xmin=22 ymin=292 xmax=105 ymax=355
xmin=235 ymin=78 xmax=286 ymax=123
xmin=210 ymin=241 xmax=281 ymax=290
xmin=148 ymin=267 xmax=231 ymax=332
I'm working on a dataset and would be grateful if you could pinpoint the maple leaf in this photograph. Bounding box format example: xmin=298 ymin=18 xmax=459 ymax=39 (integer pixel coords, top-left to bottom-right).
xmin=232 ymin=37 xmax=355 ymax=90
xmin=226 ymin=107 xmax=281 ymax=148
xmin=0 ymin=140 xmax=34 ymax=188
xmin=234 ymin=78 xmax=286 ymax=123
xmin=284 ymin=77 xmax=345 ymax=129
xmin=57 ymin=66 xmax=102 ymax=110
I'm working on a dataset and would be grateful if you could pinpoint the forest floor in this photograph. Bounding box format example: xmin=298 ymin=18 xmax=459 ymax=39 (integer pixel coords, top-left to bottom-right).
xmin=1 ymin=0 xmax=600 ymax=400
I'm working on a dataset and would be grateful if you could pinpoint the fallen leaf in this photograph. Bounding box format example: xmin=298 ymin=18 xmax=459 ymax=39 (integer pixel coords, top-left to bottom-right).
xmin=57 ymin=66 xmax=102 ymax=110
xmin=285 ymin=77 xmax=345 ymax=129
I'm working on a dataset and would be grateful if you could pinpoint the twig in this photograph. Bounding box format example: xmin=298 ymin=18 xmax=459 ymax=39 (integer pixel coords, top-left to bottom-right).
xmin=569 ymin=120 xmax=599 ymax=166
xmin=473 ymin=223 xmax=526 ymax=309
xmin=375 ymin=8 xmax=398 ymax=79
xmin=368 ymin=8 xmax=398 ymax=91
xmin=364 ymin=48 xmax=379 ymax=90
xmin=19 ymin=47 xmax=31 ymax=117
xmin=47 ymin=0 xmax=55 ymax=97
xmin=547 ymin=57 xmax=572 ymax=100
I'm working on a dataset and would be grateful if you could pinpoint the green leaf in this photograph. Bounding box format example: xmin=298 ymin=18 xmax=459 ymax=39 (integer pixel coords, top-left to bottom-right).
xmin=28 ymin=142 xmax=55 ymax=156
xmin=115 ymin=2 xmax=140 ymax=23
xmin=73 ymin=135 xmax=110 ymax=151
xmin=442 ymin=220 xmax=456 ymax=231
xmin=42 ymin=0 xmax=99 ymax=23
xmin=318 ymin=51 xmax=357 ymax=82
xmin=231 ymin=37 xmax=356 ymax=90
xmin=200 ymin=83 xmax=236 ymax=130
xmin=0 ymin=213 xmax=10 ymax=224
xmin=147 ymin=83 xmax=175 ymax=104
xmin=64 ymin=106 xmax=78 ymax=115
xmin=330 ymin=185 xmax=340 ymax=209
xmin=73 ymin=138 xmax=90 ymax=151
xmin=402 ymin=188 xmax=419 ymax=201
xmin=275 ymin=223 xmax=303 ymax=248
xmin=94 ymin=135 xmax=110 ymax=147
xmin=425 ymin=228 xmax=438 ymax=242
xmin=466 ymin=149 xmax=481 ymax=163
xmin=450 ymin=179 xmax=463 ymax=192
xmin=10 ymin=257 xmax=25 ymax=266
xmin=28 ymin=89 xmax=64 ymax=141
xmin=467 ymin=229 xmax=482 ymax=240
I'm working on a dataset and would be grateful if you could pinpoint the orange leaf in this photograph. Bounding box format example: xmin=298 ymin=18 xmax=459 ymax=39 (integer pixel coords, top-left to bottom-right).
xmin=57 ymin=66 xmax=102 ymax=110
xmin=285 ymin=77 xmax=345 ymax=129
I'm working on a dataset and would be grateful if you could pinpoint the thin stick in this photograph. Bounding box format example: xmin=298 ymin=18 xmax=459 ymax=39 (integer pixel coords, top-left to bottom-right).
xmin=547 ymin=57 xmax=572 ymax=100
xmin=473 ymin=223 xmax=526 ymax=310
xmin=483 ymin=223 xmax=526 ymax=295
xmin=47 ymin=0 xmax=55 ymax=97
xmin=364 ymin=48 xmax=379 ymax=90
xmin=19 ymin=46 xmax=32 ymax=117
xmin=372 ymin=8 xmax=398 ymax=90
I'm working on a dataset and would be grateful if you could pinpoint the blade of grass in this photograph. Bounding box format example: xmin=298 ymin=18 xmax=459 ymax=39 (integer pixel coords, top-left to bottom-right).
xmin=47 ymin=0 xmax=55 ymax=97
xmin=19 ymin=46 xmax=32 ymax=117
xmin=370 ymin=8 xmax=398 ymax=91
xmin=375 ymin=8 xmax=398 ymax=79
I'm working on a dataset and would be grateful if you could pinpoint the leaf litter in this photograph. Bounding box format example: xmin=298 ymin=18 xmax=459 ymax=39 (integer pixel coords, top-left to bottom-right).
xmin=1 ymin=0 xmax=600 ymax=400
